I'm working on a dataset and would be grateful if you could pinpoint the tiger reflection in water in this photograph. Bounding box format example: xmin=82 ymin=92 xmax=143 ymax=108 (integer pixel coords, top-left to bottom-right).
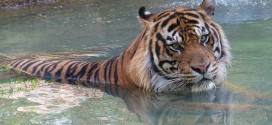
xmin=115 ymin=86 xmax=232 ymax=125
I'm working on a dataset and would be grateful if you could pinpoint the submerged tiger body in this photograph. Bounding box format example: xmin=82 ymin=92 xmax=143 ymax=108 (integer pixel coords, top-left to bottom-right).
xmin=5 ymin=0 xmax=231 ymax=93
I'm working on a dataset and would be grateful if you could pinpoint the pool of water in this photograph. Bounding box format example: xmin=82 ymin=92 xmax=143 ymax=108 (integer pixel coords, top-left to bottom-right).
xmin=0 ymin=0 xmax=272 ymax=125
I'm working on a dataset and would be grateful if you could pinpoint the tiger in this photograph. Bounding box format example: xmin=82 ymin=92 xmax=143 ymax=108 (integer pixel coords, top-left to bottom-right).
xmin=3 ymin=0 xmax=231 ymax=93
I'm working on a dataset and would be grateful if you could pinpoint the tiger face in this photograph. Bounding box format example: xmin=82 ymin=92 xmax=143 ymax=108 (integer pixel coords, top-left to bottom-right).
xmin=130 ymin=0 xmax=231 ymax=93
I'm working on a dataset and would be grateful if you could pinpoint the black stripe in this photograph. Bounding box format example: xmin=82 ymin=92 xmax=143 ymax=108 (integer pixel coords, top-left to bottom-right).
xmin=87 ymin=63 xmax=98 ymax=81
xmin=10 ymin=60 xmax=20 ymax=67
xmin=169 ymin=67 xmax=178 ymax=72
xmin=157 ymin=11 xmax=168 ymax=17
xmin=94 ymin=68 xmax=100 ymax=83
xmin=130 ymin=42 xmax=140 ymax=60
xmin=35 ymin=63 xmax=50 ymax=77
xmin=210 ymin=24 xmax=223 ymax=60
xmin=31 ymin=61 xmax=46 ymax=74
xmin=165 ymin=47 xmax=174 ymax=57
xmin=149 ymin=40 xmax=154 ymax=62
xmin=131 ymin=30 xmax=147 ymax=56
xmin=211 ymin=67 xmax=218 ymax=72
xmin=156 ymin=33 xmax=167 ymax=45
xmin=12 ymin=60 xmax=25 ymax=68
xmin=166 ymin=36 xmax=174 ymax=41
xmin=198 ymin=12 xmax=206 ymax=20
xmin=176 ymin=18 xmax=180 ymax=25
xmin=18 ymin=60 xmax=32 ymax=69
xmin=201 ymin=26 xmax=206 ymax=33
xmin=191 ymin=25 xmax=201 ymax=29
xmin=155 ymin=42 xmax=161 ymax=57
xmin=163 ymin=76 xmax=179 ymax=80
xmin=180 ymin=33 xmax=184 ymax=41
xmin=22 ymin=61 xmax=37 ymax=71
xmin=43 ymin=61 xmax=64 ymax=79
xmin=121 ymin=49 xmax=126 ymax=68
xmin=158 ymin=60 xmax=176 ymax=74
xmin=104 ymin=58 xmax=113 ymax=91
xmin=64 ymin=62 xmax=76 ymax=79
xmin=187 ymin=19 xmax=199 ymax=24
xmin=214 ymin=47 xmax=220 ymax=53
xmin=70 ymin=62 xmax=84 ymax=80
xmin=114 ymin=59 xmax=119 ymax=85
xmin=210 ymin=23 xmax=221 ymax=41
xmin=65 ymin=62 xmax=80 ymax=79
xmin=47 ymin=61 xmax=62 ymax=73
xmin=42 ymin=63 xmax=55 ymax=74
xmin=149 ymin=39 xmax=162 ymax=75
xmin=108 ymin=58 xmax=115 ymax=84
xmin=210 ymin=23 xmax=217 ymax=28
xmin=184 ymin=13 xmax=199 ymax=18
xmin=161 ymin=15 xmax=176 ymax=28
xmin=157 ymin=12 xmax=170 ymax=20
xmin=55 ymin=68 xmax=63 ymax=79
xmin=167 ymin=23 xmax=179 ymax=32
xmin=172 ymin=30 xmax=178 ymax=37
xmin=42 ymin=63 xmax=57 ymax=79
xmin=211 ymin=28 xmax=219 ymax=42
xmin=75 ymin=63 xmax=89 ymax=80
xmin=103 ymin=60 xmax=111 ymax=84
xmin=154 ymin=22 xmax=160 ymax=32
xmin=219 ymin=51 xmax=225 ymax=59
xmin=204 ymin=23 xmax=211 ymax=33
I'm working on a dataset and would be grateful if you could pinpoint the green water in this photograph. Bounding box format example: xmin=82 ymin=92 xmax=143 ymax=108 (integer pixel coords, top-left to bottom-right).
xmin=1 ymin=0 xmax=272 ymax=125
xmin=225 ymin=20 xmax=272 ymax=94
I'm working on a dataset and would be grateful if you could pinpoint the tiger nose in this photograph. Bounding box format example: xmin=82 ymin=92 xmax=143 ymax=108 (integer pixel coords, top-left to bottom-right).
xmin=191 ymin=62 xmax=210 ymax=74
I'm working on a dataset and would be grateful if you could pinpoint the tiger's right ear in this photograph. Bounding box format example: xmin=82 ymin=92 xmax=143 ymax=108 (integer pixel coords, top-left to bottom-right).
xmin=138 ymin=6 xmax=155 ymax=27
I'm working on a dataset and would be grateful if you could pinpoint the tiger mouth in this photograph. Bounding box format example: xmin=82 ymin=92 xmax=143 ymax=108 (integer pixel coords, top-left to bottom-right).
xmin=197 ymin=78 xmax=213 ymax=85
xmin=190 ymin=78 xmax=216 ymax=92
xmin=200 ymin=77 xmax=213 ymax=81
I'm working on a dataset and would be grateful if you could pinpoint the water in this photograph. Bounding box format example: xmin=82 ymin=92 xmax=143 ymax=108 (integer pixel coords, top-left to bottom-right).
xmin=0 ymin=0 xmax=272 ymax=124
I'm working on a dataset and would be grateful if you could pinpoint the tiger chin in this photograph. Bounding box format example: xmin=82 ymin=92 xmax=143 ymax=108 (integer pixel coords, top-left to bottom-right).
xmin=5 ymin=0 xmax=231 ymax=93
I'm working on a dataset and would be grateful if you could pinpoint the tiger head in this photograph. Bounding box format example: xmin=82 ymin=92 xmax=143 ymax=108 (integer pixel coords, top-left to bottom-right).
xmin=129 ymin=0 xmax=231 ymax=93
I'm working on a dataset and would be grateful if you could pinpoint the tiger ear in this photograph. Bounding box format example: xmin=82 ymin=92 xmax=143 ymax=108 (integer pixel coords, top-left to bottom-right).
xmin=198 ymin=0 xmax=216 ymax=16
xmin=138 ymin=6 xmax=155 ymax=27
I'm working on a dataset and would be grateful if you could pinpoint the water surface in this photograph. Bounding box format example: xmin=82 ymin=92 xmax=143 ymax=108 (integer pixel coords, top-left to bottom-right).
xmin=0 ymin=0 xmax=272 ymax=125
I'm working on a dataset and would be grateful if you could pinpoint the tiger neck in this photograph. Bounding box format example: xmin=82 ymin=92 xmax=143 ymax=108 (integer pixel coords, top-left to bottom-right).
xmin=123 ymin=29 xmax=152 ymax=89
xmin=91 ymin=29 xmax=149 ymax=90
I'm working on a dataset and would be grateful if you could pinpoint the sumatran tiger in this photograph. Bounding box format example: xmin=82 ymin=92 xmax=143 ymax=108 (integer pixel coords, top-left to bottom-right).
xmin=3 ymin=0 xmax=231 ymax=93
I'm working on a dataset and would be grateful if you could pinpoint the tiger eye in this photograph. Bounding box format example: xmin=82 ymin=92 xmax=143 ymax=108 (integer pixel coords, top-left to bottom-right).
xmin=172 ymin=43 xmax=180 ymax=49
xmin=171 ymin=43 xmax=180 ymax=50
xmin=200 ymin=35 xmax=209 ymax=44
xmin=201 ymin=35 xmax=207 ymax=41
